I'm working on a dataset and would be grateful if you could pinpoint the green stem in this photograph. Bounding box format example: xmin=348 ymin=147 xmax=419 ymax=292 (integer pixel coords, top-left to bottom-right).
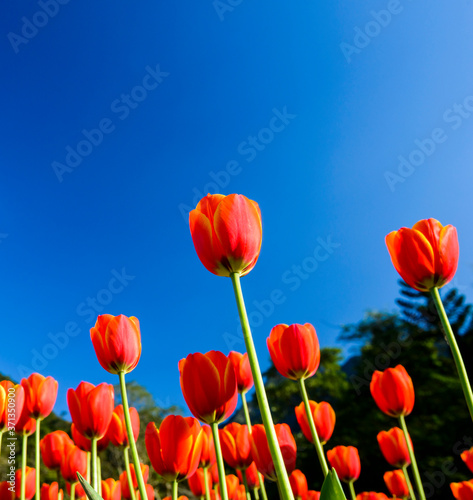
xmin=124 ymin=447 xmax=137 ymax=500
xmin=71 ymin=482 xmax=76 ymax=500
xmin=298 ymin=379 xmax=329 ymax=477
xmin=91 ymin=437 xmax=98 ymax=491
xmin=21 ymin=434 xmax=28 ymax=500
xmin=402 ymin=465 xmax=416 ymax=500
xmin=399 ymin=415 xmax=425 ymax=500
xmin=253 ymin=486 xmax=260 ymax=500
xmin=230 ymin=273 xmax=294 ymax=500
xmin=119 ymin=371 xmax=148 ymax=500
xmin=203 ymin=466 xmax=211 ymax=500
xmin=98 ymin=456 xmax=102 ymax=496
xmin=211 ymin=422 xmax=228 ymax=500
xmin=86 ymin=451 xmax=90 ymax=483
xmin=431 ymin=287 xmax=473 ymax=421
xmin=35 ymin=418 xmax=41 ymax=500
xmin=0 ymin=430 xmax=3 ymax=457
xmin=172 ymin=480 xmax=178 ymax=500
xmin=348 ymin=481 xmax=356 ymax=500
xmin=241 ymin=469 xmax=252 ymax=500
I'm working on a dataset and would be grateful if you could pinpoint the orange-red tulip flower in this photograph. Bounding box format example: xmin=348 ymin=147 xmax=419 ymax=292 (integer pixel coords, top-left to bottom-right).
xmin=219 ymin=475 xmax=239 ymax=500
xmin=289 ymin=470 xmax=308 ymax=500
xmin=101 ymin=478 xmax=121 ymax=500
xmin=66 ymin=482 xmax=86 ymax=499
xmin=233 ymin=485 xmax=247 ymax=500
xmin=385 ymin=218 xmax=459 ymax=292
xmin=145 ymin=415 xmax=204 ymax=482
xmin=451 ymin=480 xmax=473 ymax=500
xmin=163 ymin=497 xmax=188 ymax=500
xmin=71 ymin=423 xmax=109 ymax=452
xmin=90 ymin=314 xmax=142 ymax=374
xmin=40 ymin=482 xmax=63 ymax=500
xmin=370 ymin=365 xmax=414 ymax=418
xmin=295 ymin=400 xmax=335 ymax=445
xmin=67 ymin=381 xmax=114 ymax=439
xmin=237 ymin=462 xmax=261 ymax=490
xmin=188 ymin=468 xmax=212 ymax=498
xmin=0 ymin=481 xmax=15 ymax=500
xmin=40 ymin=430 xmax=74 ymax=470
xmin=228 ymin=352 xmax=253 ymax=394
xmin=15 ymin=467 xmax=36 ymax=500
xmin=189 ymin=193 xmax=262 ymax=277
xmin=199 ymin=425 xmax=216 ymax=468
xmin=307 ymin=491 xmax=320 ymax=500
xmin=120 ymin=464 xmax=149 ymax=499
xmin=377 ymin=427 xmax=411 ymax=467
xmin=250 ymin=424 xmax=297 ymax=481
xmin=179 ymin=351 xmax=238 ymax=424
xmin=60 ymin=445 xmax=87 ymax=483
xmin=462 ymin=447 xmax=473 ymax=474
xmin=107 ymin=404 xmax=140 ymax=447
xmin=0 ymin=381 xmax=25 ymax=430
xmin=137 ymin=484 xmax=155 ymax=500
xmin=21 ymin=373 xmax=58 ymax=420
xmin=15 ymin=401 xmax=36 ymax=436
xmin=326 ymin=446 xmax=361 ymax=483
xmin=209 ymin=463 xmax=219 ymax=484
xmin=356 ymin=493 xmax=388 ymax=500
xmin=267 ymin=323 xmax=320 ymax=380
xmin=383 ymin=470 xmax=409 ymax=498
xmin=220 ymin=423 xmax=252 ymax=470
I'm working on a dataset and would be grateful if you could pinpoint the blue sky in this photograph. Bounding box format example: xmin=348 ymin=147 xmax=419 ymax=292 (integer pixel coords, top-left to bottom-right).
xmin=1 ymin=1 xmax=473 ymax=418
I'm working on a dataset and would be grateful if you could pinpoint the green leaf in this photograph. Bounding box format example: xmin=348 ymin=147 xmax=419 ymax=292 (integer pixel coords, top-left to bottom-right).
xmin=320 ymin=469 xmax=347 ymax=500
xmin=76 ymin=472 xmax=105 ymax=500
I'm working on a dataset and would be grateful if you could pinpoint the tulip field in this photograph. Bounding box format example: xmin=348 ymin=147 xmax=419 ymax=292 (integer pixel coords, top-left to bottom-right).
xmin=1 ymin=194 xmax=473 ymax=500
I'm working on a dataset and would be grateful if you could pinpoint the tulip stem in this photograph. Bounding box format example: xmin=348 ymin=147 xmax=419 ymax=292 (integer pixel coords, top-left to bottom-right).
xmin=124 ymin=447 xmax=137 ymax=500
xmin=71 ymin=482 xmax=76 ymax=500
xmin=204 ymin=466 xmax=211 ymax=500
xmin=402 ymin=465 xmax=416 ymax=500
xmin=298 ymin=379 xmax=329 ymax=477
xmin=348 ymin=480 xmax=356 ymax=500
xmin=241 ymin=469 xmax=252 ymax=500
xmin=211 ymin=422 xmax=229 ymax=500
xmin=98 ymin=456 xmax=102 ymax=496
xmin=86 ymin=451 xmax=90 ymax=483
xmin=35 ymin=418 xmax=41 ymax=500
xmin=119 ymin=371 xmax=148 ymax=500
xmin=172 ymin=480 xmax=178 ymax=500
xmin=431 ymin=287 xmax=473 ymax=421
xmin=253 ymin=487 xmax=260 ymax=500
xmin=21 ymin=434 xmax=27 ymax=500
xmin=91 ymin=437 xmax=98 ymax=491
xmin=230 ymin=273 xmax=295 ymax=500
xmin=399 ymin=415 xmax=425 ymax=500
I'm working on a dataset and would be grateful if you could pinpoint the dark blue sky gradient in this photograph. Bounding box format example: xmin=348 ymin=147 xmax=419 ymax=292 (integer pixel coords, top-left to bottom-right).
xmin=2 ymin=1 xmax=473 ymax=417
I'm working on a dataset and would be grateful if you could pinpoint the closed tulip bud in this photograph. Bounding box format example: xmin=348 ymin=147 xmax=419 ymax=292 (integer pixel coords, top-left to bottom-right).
xmin=307 ymin=491 xmax=320 ymax=500
xmin=40 ymin=482 xmax=63 ymax=500
xmin=120 ymin=464 xmax=149 ymax=499
xmin=289 ymin=470 xmax=308 ymax=500
xmin=250 ymin=424 xmax=297 ymax=481
xmin=21 ymin=373 xmax=58 ymax=420
xmin=40 ymin=430 xmax=74 ymax=470
xmin=377 ymin=427 xmax=411 ymax=467
xmin=461 ymin=447 xmax=473 ymax=474
xmin=199 ymin=425 xmax=216 ymax=468
xmin=355 ymin=493 xmax=389 ymax=500
xmin=219 ymin=475 xmax=239 ymax=500
xmin=179 ymin=351 xmax=238 ymax=425
xmin=0 ymin=481 xmax=15 ymax=500
xmin=220 ymin=423 xmax=252 ymax=470
xmin=101 ymin=478 xmax=121 ymax=500
xmin=228 ymin=352 xmax=253 ymax=394
xmin=267 ymin=323 xmax=320 ymax=380
xmin=188 ymin=468 xmax=212 ymax=498
xmin=71 ymin=423 xmax=109 ymax=452
xmin=383 ymin=470 xmax=409 ymax=498
xmin=60 ymin=445 xmax=87 ymax=483
xmin=90 ymin=314 xmax=142 ymax=374
xmin=189 ymin=193 xmax=262 ymax=277
xmin=67 ymin=381 xmax=114 ymax=439
xmin=145 ymin=415 xmax=204 ymax=482
xmin=137 ymin=484 xmax=155 ymax=500
xmin=326 ymin=446 xmax=361 ymax=483
xmin=0 ymin=381 xmax=25 ymax=431
xmin=451 ymin=480 xmax=473 ymax=500
xmin=15 ymin=402 xmax=36 ymax=436
xmin=237 ymin=462 xmax=261 ymax=490
xmin=209 ymin=463 xmax=219 ymax=484
xmin=66 ymin=482 xmax=86 ymax=499
xmin=15 ymin=467 xmax=36 ymax=500
xmin=295 ymin=400 xmax=335 ymax=445
xmin=386 ymin=218 xmax=459 ymax=292
xmin=107 ymin=404 xmax=140 ymax=447
xmin=370 ymin=365 xmax=414 ymax=418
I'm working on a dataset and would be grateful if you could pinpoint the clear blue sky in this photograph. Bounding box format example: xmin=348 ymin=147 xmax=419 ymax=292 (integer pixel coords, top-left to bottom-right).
xmin=2 ymin=2 xmax=473 ymax=418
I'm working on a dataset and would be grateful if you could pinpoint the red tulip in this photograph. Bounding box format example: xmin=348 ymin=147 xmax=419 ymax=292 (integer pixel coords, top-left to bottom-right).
xmin=228 ymin=352 xmax=253 ymax=394
xmin=220 ymin=423 xmax=252 ymax=470
xmin=137 ymin=484 xmax=155 ymax=500
xmin=209 ymin=463 xmax=219 ymax=484
xmin=107 ymin=404 xmax=140 ymax=447
xmin=267 ymin=323 xmax=320 ymax=380
xmin=356 ymin=493 xmax=388 ymax=500
xmin=307 ymin=491 xmax=320 ymax=500
xmin=40 ymin=482 xmax=63 ymax=500
xmin=383 ymin=470 xmax=409 ymax=498
xmin=71 ymin=423 xmax=109 ymax=452
xmin=15 ymin=467 xmax=36 ymax=500
xmin=145 ymin=415 xmax=204 ymax=482
xmin=189 ymin=193 xmax=262 ymax=277
xmin=451 ymin=480 xmax=473 ymax=500
xmin=199 ymin=425 xmax=216 ymax=468
xmin=237 ymin=462 xmax=261 ymax=490
xmin=179 ymin=351 xmax=238 ymax=424
xmin=66 ymin=482 xmax=86 ymax=499
xmin=40 ymin=430 xmax=74 ymax=470
xmin=250 ymin=424 xmax=297 ymax=481
xmin=90 ymin=314 xmax=142 ymax=374
xmin=461 ymin=447 xmax=473 ymax=473
xmin=101 ymin=478 xmax=121 ymax=500
xmin=21 ymin=373 xmax=58 ymax=420
xmin=163 ymin=497 xmax=189 ymax=500
xmin=370 ymin=365 xmax=414 ymax=417
xmin=188 ymin=468 xmax=212 ymax=498
xmin=377 ymin=427 xmax=411 ymax=467
xmin=326 ymin=446 xmax=361 ymax=483
xmin=295 ymin=400 xmax=335 ymax=445
xmin=289 ymin=470 xmax=308 ymax=500
xmin=219 ymin=475 xmax=239 ymax=500
xmin=385 ymin=218 xmax=459 ymax=292
xmin=67 ymin=381 xmax=114 ymax=439
xmin=0 ymin=481 xmax=15 ymax=500
xmin=120 ymin=464 xmax=149 ymax=499
xmin=15 ymin=401 xmax=36 ymax=436
xmin=0 ymin=381 xmax=25 ymax=430
xmin=233 ymin=485 xmax=247 ymax=500
xmin=60 ymin=445 xmax=87 ymax=482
